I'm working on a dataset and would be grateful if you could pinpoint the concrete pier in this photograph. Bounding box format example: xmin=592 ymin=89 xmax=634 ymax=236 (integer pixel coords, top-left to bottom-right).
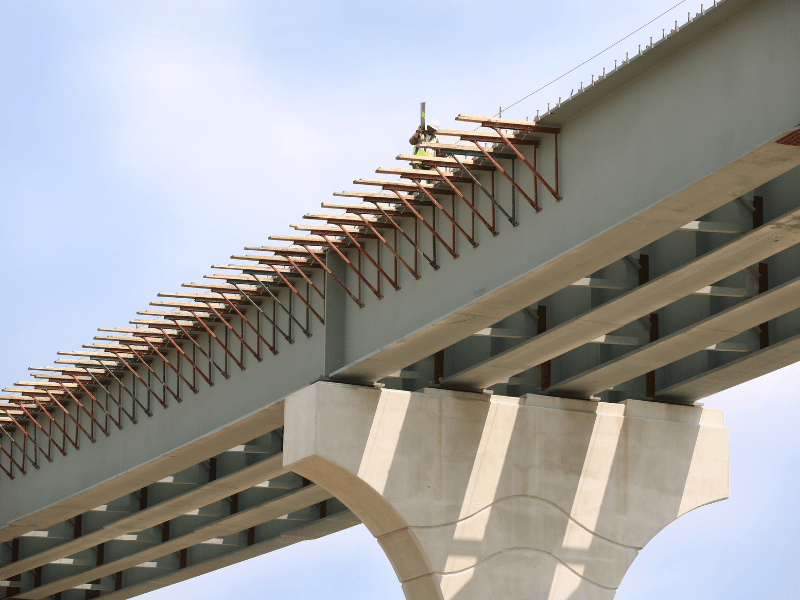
xmin=285 ymin=383 xmax=728 ymax=599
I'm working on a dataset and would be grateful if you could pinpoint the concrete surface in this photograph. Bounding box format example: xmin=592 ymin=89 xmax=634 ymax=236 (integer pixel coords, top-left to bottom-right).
xmin=284 ymin=383 xmax=729 ymax=599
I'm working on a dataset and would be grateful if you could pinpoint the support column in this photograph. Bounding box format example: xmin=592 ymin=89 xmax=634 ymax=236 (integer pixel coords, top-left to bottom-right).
xmin=284 ymin=383 xmax=728 ymax=600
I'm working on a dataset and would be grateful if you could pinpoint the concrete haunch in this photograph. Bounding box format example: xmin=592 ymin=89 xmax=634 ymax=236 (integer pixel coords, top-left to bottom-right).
xmin=283 ymin=383 xmax=728 ymax=600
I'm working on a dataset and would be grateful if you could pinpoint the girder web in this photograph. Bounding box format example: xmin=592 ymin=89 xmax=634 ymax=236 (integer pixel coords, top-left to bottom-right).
xmin=0 ymin=114 xmax=558 ymax=483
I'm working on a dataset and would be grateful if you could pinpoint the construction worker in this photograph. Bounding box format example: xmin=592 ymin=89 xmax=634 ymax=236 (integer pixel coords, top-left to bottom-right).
xmin=409 ymin=119 xmax=440 ymax=168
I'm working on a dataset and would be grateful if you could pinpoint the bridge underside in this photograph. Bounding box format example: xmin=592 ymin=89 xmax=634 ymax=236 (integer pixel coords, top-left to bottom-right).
xmin=0 ymin=400 xmax=360 ymax=599
xmin=2 ymin=0 xmax=800 ymax=597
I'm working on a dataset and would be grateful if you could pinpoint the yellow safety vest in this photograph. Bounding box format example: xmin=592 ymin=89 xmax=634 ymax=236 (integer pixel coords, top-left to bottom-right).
xmin=412 ymin=134 xmax=438 ymax=164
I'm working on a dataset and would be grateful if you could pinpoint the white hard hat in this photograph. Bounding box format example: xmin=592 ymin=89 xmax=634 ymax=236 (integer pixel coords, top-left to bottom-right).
xmin=429 ymin=119 xmax=440 ymax=131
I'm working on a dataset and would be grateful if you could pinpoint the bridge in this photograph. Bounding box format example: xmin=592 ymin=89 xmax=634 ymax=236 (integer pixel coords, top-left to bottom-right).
xmin=1 ymin=0 xmax=799 ymax=597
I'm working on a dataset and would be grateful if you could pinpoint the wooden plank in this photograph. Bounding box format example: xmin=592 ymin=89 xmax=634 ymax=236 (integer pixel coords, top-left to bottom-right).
xmin=203 ymin=274 xmax=282 ymax=286
xmin=93 ymin=335 xmax=172 ymax=345
xmin=320 ymin=202 xmax=415 ymax=216
xmin=3 ymin=387 xmax=68 ymax=396
xmin=83 ymin=343 xmax=153 ymax=353
xmin=157 ymin=292 xmax=246 ymax=302
xmin=149 ymin=300 xmax=232 ymax=311
xmin=137 ymin=310 xmax=214 ymax=319
xmin=13 ymin=381 xmax=80 ymax=388
xmin=225 ymin=258 xmax=314 ymax=270
xmin=303 ymin=212 xmax=389 ymax=225
xmin=290 ymin=224 xmax=378 ymax=238
xmin=270 ymin=234 xmax=346 ymax=246
xmin=395 ymin=153 xmax=495 ymax=171
xmin=333 ymin=190 xmax=433 ymax=205
xmin=416 ymin=142 xmax=516 ymax=160
xmin=353 ymin=179 xmax=456 ymax=195
xmin=129 ymin=318 xmax=200 ymax=329
xmin=375 ymin=167 xmax=473 ymax=183
xmin=30 ymin=373 xmax=102 ymax=381
xmin=97 ymin=327 xmax=187 ymax=337
xmin=30 ymin=365 xmax=110 ymax=375
xmin=57 ymin=350 xmax=140 ymax=360
xmin=436 ymin=128 xmax=539 ymax=146
xmin=183 ymin=281 xmax=263 ymax=293
xmin=455 ymin=114 xmax=560 ymax=134
xmin=241 ymin=246 xmax=324 ymax=256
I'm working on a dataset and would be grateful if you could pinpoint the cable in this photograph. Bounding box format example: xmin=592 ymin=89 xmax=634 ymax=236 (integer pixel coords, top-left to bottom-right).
xmin=496 ymin=0 xmax=690 ymax=118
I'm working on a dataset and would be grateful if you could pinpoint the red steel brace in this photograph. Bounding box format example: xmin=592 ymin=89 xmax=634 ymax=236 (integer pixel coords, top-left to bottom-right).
xmin=216 ymin=294 xmax=277 ymax=356
xmin=6 ymin=402 xmax=57 ymax=461
xmin=278 ymin=255 xmax=325 ymax=299
xmin=471 ymin=142 xmax=541 ymax=212
xmin=45 ymin=390 xmax=97 ymax=443
xmin=391 ymin=190 xmax=459 ymax=259
xmin=335 ymin=224 xmax=400 ymax=291
xmin=66 ymin=376 xmax=124 ymax=430
xmin=533 ymin=145 xmax=539 ymax=208
xmin=0 ymin=405 xmax=51 ymax=463
xmin=266 ymin=263 xmax=328 ymax=321
xmin=130 ymin=338 xmax=200 ymax=394
xmin=355 ymin=212 xmax=420 ymax=279
xmin=111 ymin=343 xmax=183 ymax=400
xmin=27 ymin=397 xmax=73 ymax=453
xmin=155 ymin=329 xmax=216 ymax=386
xmin=0 ymin=434 xmax=25 ymax=476
xmin=320 ymin=233 xmax=382 ymax=299
xmin=230 ymin=281 xmax=296 ymax=342
xmin=491 ymin=127 xmax=561 ymax=202
xmin=108 ymin=351 xmax=168 ymax=407
xmin=432 ymin=166 xmax=498 ymax=236
xmin=368 ymin=201 xmax=437 ymax=272
xmin=298 ymin=246 xmax=365 ymax=308
xmin=168 ymin=320 xmax=230 ymax=380
xmin=188 ymin=311 xmax=246 ymax=370
xmin=206 ymin=302 xmax=264 ymax=362
xmin=54 ymin=381 xmax=112 ymax=436
xmin=412 ymin=181 xmax=478 ymax=248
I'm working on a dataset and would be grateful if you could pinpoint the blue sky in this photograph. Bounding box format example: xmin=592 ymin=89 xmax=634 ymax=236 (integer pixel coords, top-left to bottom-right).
xmin=1 ymin=1 xmax=798 ymax=598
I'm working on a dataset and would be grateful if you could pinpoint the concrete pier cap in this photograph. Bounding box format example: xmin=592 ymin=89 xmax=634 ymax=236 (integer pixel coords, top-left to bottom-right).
xmin=284 ymin=382 xmax=728 ymax=600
